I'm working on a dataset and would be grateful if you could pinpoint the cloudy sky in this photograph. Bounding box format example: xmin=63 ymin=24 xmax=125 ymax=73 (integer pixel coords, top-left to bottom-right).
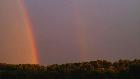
xmin=0 ymin=0 xmax=140 ymax=65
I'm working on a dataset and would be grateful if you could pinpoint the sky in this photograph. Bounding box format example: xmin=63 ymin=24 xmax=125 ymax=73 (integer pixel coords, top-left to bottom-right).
xmin=0 ymin=0 xmax=140 ymax=65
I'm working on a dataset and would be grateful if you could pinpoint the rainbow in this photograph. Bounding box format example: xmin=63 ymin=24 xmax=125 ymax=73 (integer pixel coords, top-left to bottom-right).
xmin=73 ymin=2 xmax=89 ymax=61
xmin=16 ymin=0 xmax=39 ymax=64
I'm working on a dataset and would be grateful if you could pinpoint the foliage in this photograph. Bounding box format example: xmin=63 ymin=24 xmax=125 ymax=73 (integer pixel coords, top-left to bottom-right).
xmin=0 ymin=59 xmax=140 ymax=79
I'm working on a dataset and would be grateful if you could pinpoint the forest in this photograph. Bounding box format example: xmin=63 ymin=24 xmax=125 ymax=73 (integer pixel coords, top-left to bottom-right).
xmin=0 ymin=59 xmax=140 ymax=79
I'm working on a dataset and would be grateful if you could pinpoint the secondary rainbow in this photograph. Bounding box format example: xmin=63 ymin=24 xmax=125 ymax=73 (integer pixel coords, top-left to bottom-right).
xmin=73 ymin=1 xmax=89 ymax=61
xmin=16 ymin=0 xmax=39 ymax=64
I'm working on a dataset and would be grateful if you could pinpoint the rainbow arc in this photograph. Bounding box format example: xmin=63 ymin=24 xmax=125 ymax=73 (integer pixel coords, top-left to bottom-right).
xmin=16 ymin=0 xmax=39 ymax=64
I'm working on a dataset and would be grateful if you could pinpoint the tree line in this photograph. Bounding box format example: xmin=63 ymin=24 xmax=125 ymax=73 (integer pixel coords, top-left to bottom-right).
xmin=0 ymin=59 xmax=140 ymax=79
